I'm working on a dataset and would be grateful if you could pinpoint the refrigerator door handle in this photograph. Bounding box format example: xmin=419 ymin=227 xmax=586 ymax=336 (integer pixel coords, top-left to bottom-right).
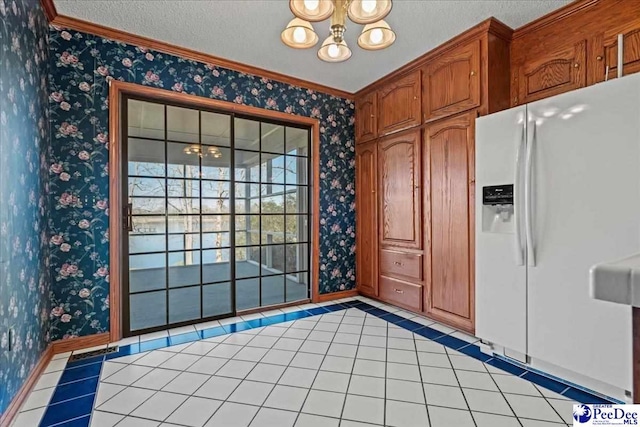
xmin=525 ymin=121 xmax=536 ymax=267
xmin=514 ymin=122 xmax=525 ymax=266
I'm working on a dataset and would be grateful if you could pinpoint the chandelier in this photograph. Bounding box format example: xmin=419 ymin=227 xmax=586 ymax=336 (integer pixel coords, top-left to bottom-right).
xmin=281 ymin=0 xmax=395 ymax=63
xmin=183 ymin=145 xmax=223 ymax=159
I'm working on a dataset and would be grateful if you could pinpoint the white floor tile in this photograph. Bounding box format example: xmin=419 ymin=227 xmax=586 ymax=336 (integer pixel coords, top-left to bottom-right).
xmin=246 ymin=363 xmax=286 ymax=383
xmin=473 ymin=412 xmax=522 ymax=427
xmin=44 ymin=358 xmax=68 ymax=373
xmin=314 ymin=323 xmax=339 ymax=333
xmin=361 ymin=326 xmax=386 ymax=337
xmin=355 ymin=346 xmax=386 ymax=362
xmin=109 ymin=352 xmax=146 ymax=364
xmin=302 ymin=390 xmax=345 ymax=418
xmin=420 ymin=366 xmax=459 ymax=387
xmin=132 ymin=368 xmax=181 ymax=390
xmin=133 ymin=351 xmax=176 ymax=368
xmin=215 ymin=360 xmax=256 ymax=379
xmin=328 ymin=343 xmax=358 ymax=358
xmin=535 ymin=385 xmax=569 ymax=400
xmin=423 ymin=383 xmax=467 ymax=409
xmin=52 ymin=351 xmax=73 ymax=360
xmin=194 ymin=375 xmax=241 ymax=400
xmin=97 ymin=386 xmax=155 ymax=415
xmin=228 ymin=380 xmax=274 ymax=405
xmin=332 ymin=333 xmax=360 ymax=345
xmin=291 ymin=352 xmax=324 ymax=370
xmin=492 ymin=374 xmax=543 ymax=396
xmin=162 ymin=371 xmax=210 ymax=395
xmin=264 ymin=384 xmax=309 ymax=411
xmin=352 ymin=359 xmax=385 ymax=378
xmin=223 ymin=334 xmax=256 ymax=346
xmin=282 ymin=328 xmax=311 ymax=340
xmin=428 ymin=406 xmax=475 ymax=427
xmin=294 ymin=413 xmax=340 ymax=427
xmin=139 ymin=330 xmax=169 ymax=342
xmin=415 ymin=339 xmax=446 ymax=354
xmin=448 ymin=355 xmax=486 ymax=372
xmin=336 ymin=324 xmax=362 ymax=335
xmin=131 ymin=391 xmax=188 ymax=421
xmin=388 ymin=348 xmax=418 ymax=365
xmin=385 ymin=399 xmax=430 ymax=427
xmin=165 ymin=396 xmax=222 ymax=427
xmin=94 ymin=383 xmax=126 ymax=407
xmin=168 ymin=325 xmax=197 ymax=335
xmin=241 ymin=312 xmax=265 ymax=321
xmin=194 ymin=319 xmax=221 ymax=331
xmin=34 ymin=370 xmax=64 ymax=390
xmin=455 ymin=370 xmax=499 ymax=391
xmin=519 ymin=420 xmax=568 ymax=427
xmin=234 ymin=346 xmax=269 ymax=362
xmin=387 ymin=327 xmax=413 ymax=339
xmin=204 ymin=401 xmax=259 ymax=427
xmin=186 ymin=355 xmax=227 ymax=375
xmin=417 ymin=352 xmax=451 ymax=368
xmin=115 ymin=416 xmax=160 ymax=427
xmin=307 ymin=331 xmax=336 ymax=343
xmin=11 ymin=407 xmax=46 ymax=427
xmin=386 ymin=337 xmax=414 ymax=351
xmin=450 ymin=331 xmax=479 ymax=344
xmin=547 ymin=398 xmax=577 ymax=424
xmin=358 ymin=335 xmax=386 ymax=348
xmin=386 ymin=362 xmax=420 ymax=381
xmin=320 ymin=356 xmax=354 ymax=374
xmin=347 ymin=375 xmax=385 ymax=398
xmin=342 ymin=394 xmax=384 ymax=425
xmin=313 ymin=371 xmax=351 ymax=393
xmin=247 ymin=335 xmax=279 ymax=348
xmin=299 ymin=340 xmax=330 ymax=355
xmin=504 ymin=393 xmax=565 ymax=423
xmin=260 ymin=326 xmax=288 ymax=337
xmin=386 ymin=378 xmax=425 ymax=404
xmin=250 ymin=407 xmax=297 ymax=427
xmin=463 ymin=388 xmax=513 ymax=415
xmin=21 ymin=387 xmax=55 ymax=411
xmin=159 ymin=353 xmax=201 ymax=371
xmin=428 ymin=323 xmax=456 ymax=335
xmin=274 ymin=337 xmax=304 ymax=351
xmin=73 ymin=344 xmax=108 ymax=355
xmin=89 ymin=410 xmax=125 ymax=427
xmin=279 ymin=366 xmax=318 ymax=388
xmin=181 ymin=341 xmax=218 ymax=356
xmin=207 ymin=343 xmax=243 ymax=359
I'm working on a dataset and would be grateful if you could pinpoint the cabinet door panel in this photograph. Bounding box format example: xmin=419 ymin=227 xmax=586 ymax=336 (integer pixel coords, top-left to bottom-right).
xmin=378 ymin=130 xmax=422 ymax=250
xmin=516 ymin=40 xmax=586 ymax=105
xmin=377 ymin=71 xmax=421 ymax=136
xmin=356 ymin=91 xmax=377 ymax=143
xmin=423 ymin=39 xmax=481 ymax=121
xmin=424 ymin=112 xmax=475 ymax=332
xmin=593 ymin=24 xmax=640 ymax=83
xmin=356 ymin=140 xmax=378 ymax=296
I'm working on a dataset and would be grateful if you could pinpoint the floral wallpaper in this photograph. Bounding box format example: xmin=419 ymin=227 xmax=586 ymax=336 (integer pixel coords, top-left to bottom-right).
xmin=48 ymin=27 xmax=356 ymax=340
xmin=0 ymin=0 xmax=51 ymax=416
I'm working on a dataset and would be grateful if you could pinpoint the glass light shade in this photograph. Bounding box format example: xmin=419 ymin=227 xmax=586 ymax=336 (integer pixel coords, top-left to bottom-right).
xmin=358 ymin=20 xmax=395 ymax=50
xmin=289 ymin=0 xmax=334 ymax=22
xmin=348 ymin=0 xmax=392 ymax=24
xmin=317 ymin=36 xmax=352 ymax=62
xmin=281 ymin=18 xmax=318 ymax=49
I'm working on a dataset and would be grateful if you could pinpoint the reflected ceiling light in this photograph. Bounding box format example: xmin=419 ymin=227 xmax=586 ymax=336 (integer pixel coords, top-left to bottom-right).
xmin=318 ymin=35 xmax=352 ymax=62
xmin=289 ymin=0 xmax=334 ymax=22
xmin=348 ymin=0 xmax=392 ymax=24
xmin=358 ymin=20 xmax=395 ymax=50
xmin=284 ymin=0 xmax=395 ymax=63
xmin=183 ymin=145 xmax=222 ymax=158
xmin=281 ymin=18 xmax=318 ymax=48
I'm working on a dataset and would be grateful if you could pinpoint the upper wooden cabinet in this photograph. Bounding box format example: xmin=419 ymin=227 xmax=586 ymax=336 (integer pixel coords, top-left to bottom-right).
xmin=423 ymin=111 xmax=476 ymax=333
xmin=377 ymin=71 xmax=422 ymax=136
xmin=355 ymin=91 xmax=377 ymax=143
xmin=355 ymin=140 xmax=379 ymax=297
xmin=423 ymin=39 xmax=481 ymax=121
xmin=514 ymin=40 xmax=586 ymax=105
xmin=592 ymin=23 xmax=640 ymax=83
xmin=378 ymin=130 xmax=422 ymax=250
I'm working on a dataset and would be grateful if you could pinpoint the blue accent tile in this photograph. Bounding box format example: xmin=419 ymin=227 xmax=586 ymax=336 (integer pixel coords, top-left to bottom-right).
xmin=200 ymin=326 xmax=228 ymax=339
xmin=562 ymin=387 xmax=616 ymax=404
xmin=282 ymin=311 xmax=311 ymax=321
xmin=262 ymin=314 xmax=287 ymax=324
xmin=40 ymin=394 xmax=95 ymax=427
xmin=50 ymin=376 xmax=99 ymax=405
xmin=341 ymin=300 xmax=362 ymax=307
xmin=485 ymin=358 xmax=527 ymax=377
xmin=139 ymin=337 xmax=170 ymax=352
xmin=52 ymin=415 xmax=91 ymax=427
xmin=413 ymin=326 xmax=446 ymax=340
xmin=105 ymin=343 xmax=140 ymax=360
xmin=169 ymin=331 xmax=201 ymax=346
xmin=393 ymin=319 xmax=423 ymax=331
xmin=521 ymin=371 xmax=569 ymax=394
xmin=222 ymin=322 xmax=252 ymax=333
xmin=366 ymin=308 xmax=389 ymax=318
xmin=58 ymin=362 xmax=102 ymax=385
xmin=306 ymin=307 xmax=330 ymax=316
xmin=456 ymin=344 xmax=493 ymax=361
xmin=65 ymin=355 xmax=105 ymax=369
xmin=246 ymin=316 xmax=284 ymax=328
xmin=323 ymin=304 xmax=346 ymax=312
xmin=380 ymin=313 xmax=407 ymax=324
xmin=434 ymin=335 xmax=473 ymax=351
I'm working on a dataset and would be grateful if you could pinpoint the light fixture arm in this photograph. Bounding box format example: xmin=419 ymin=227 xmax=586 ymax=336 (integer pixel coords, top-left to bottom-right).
xmin=330 ymin=0 xmax=349 ymax=43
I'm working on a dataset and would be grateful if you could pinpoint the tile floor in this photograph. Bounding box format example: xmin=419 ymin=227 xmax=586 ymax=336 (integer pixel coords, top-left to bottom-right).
xmin=11 ymin=297 xmax=613 ymax=427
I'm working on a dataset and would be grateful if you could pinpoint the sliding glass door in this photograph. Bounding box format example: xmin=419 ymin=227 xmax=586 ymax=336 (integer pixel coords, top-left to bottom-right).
xmin=123 ymin=97 xmax=311 ymax=336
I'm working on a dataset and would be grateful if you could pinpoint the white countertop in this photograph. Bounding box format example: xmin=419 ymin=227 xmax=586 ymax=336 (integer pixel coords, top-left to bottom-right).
xmin=590 ymin=253 xmax=640 ymax=307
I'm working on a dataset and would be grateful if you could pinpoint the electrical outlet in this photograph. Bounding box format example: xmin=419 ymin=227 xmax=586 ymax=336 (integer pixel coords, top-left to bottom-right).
xmin=8 ymin=327 xmax=13 ymax=352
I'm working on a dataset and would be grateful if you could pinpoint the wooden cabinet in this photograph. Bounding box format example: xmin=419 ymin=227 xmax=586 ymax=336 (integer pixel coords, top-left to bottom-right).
xmin=514 ymin=40 xmax=586 ymax=105
xmin=424 ymin=111 xmax=475 ymax=333
xmin=355 ymin=91 xmax=377 ymax=143
xmin=379 ymin=276 xmax=423 ymax=312
xmin=355 ymin=140 xmax=378 ymax=297
xmin=593 ymin=23 xmax=640 ymax=83
xmin=423 ymin=39 xmax=481 ymax=121
xmin=377 ymin=70 xmax=421 ymax=136
xmin=380 ymin=250 xmax=423 ymax=282
xmin=378 ymin=130 xmax=422 ymax=250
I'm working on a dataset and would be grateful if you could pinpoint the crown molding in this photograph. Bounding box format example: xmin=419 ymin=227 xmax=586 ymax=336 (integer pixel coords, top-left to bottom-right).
xmin=512 ymin=0 xmax=599 ymax=40
xmin=40 ymin=2 xmax=353 ymax=99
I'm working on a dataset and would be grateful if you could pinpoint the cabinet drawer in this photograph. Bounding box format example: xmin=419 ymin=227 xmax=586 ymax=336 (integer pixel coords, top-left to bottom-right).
xmin=379 ymin=276 xmax=423 ymax=312
xmin=380 ymin=250 xmax=423 ymax=281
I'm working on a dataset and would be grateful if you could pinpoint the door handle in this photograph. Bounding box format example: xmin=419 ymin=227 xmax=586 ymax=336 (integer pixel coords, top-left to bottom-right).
xmin=394 ymin=288 xmax=404 ymax=294
xmin=514 ymin=121 xmax=525 ymax=266
xmin=525 ymin=120 xmax=536 ymax=267
xmin=125 ymin=202 xmax=133 ymax=232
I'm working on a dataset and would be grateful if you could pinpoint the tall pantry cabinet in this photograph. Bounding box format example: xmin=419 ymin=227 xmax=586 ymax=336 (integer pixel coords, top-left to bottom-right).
xmin=354 ymin=19 xmax=511 ymax=333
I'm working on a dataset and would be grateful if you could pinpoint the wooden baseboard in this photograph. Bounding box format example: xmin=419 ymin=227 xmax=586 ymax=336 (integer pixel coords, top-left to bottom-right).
xmin=51 ymin=332 xmax=110 ymax=354
xmin=0 ymin=344 xmax=53 ymax=427
xmin=316 ymin=289 xmax=358 ymax=302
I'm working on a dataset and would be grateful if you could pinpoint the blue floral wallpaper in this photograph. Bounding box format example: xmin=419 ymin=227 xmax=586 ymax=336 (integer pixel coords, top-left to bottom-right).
xmin=47 ymin=27 xmax=356 ymax=340
xmin=0 ymin=0 xmax=51 ymax=416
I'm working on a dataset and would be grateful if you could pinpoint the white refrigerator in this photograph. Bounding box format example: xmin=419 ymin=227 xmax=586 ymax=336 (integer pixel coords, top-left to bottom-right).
xmin=476 ymin=73 xmax=640 ymax=395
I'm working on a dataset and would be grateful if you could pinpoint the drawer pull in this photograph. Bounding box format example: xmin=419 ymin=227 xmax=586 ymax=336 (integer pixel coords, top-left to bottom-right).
xmin=393 ymin=261 xmax=402 ymax=266
xmin=394 ymin=288 xmax=404 ymax=294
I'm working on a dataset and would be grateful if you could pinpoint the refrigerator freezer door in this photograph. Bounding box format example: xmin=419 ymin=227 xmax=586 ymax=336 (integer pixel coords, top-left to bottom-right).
xmin=475 ymin=106 xmax=528 ymax=354
xmin=527 ymin=74 xmax=640 ymax=391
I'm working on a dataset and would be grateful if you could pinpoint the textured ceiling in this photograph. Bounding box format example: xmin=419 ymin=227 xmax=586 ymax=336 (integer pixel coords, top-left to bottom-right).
xmin=53 ymin=0 xmax=572 ymax=93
